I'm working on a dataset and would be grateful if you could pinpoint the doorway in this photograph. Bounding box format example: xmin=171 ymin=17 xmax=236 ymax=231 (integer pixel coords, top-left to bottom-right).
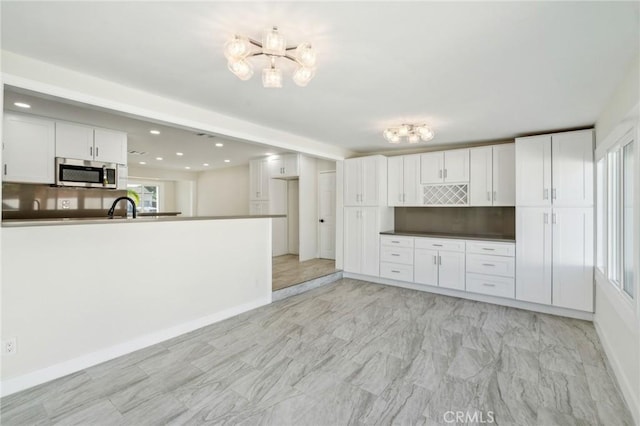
xmin=318 ymin=171 xmax=336 ymax=260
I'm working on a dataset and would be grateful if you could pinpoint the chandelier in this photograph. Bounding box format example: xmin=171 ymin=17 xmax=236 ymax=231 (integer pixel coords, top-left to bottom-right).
xmin=383 ymin=124 xmax=434 ymax=144
xmin=225 ymin=26 xmax=317 ymax=88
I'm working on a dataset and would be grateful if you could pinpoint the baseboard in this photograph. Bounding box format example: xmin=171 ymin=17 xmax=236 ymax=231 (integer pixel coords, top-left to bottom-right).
xmin=0 ymin=296 xmax=271 ymax=398
xmin=593 ymin=320 xmax=640 ymax=425
xmin=343 ymin=272 xmax=594 ymax=321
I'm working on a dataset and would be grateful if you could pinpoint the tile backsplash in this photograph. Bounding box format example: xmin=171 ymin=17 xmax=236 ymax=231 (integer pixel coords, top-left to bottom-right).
xmin=394 ymin=207 xmax=515 ymax=238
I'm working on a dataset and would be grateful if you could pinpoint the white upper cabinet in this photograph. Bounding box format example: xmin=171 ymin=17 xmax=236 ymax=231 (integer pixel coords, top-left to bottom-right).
xmin=55 ymin=121 xmax=127 ymax=164
xmin=469 ymin=144 xmax=515 ymax=206
xmin=421 ymin=149 xmax=469 ymax=184
xmin=344 ymin=155 xmax=386 ymax=206
xmin=516 ymin=130 xmax=592 ymax=207
xmin=387 ymin=154 xmax=420 ymax=206
xmin=249 ymin=159 xmax=269 ymax=201
xmin=3 ymin=113 xmax=55 ymax=184
xmin=551 ymin=130 xmax=593 ymax=207
xmin=516 ymin=135 xmax=552 ymax=206
xmin=270 ymin=154 xmax=300 ymax=178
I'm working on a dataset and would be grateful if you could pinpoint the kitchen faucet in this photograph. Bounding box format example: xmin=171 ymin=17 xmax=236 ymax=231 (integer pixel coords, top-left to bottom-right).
xmin=107 ymin=196 xmax=137 ymax=219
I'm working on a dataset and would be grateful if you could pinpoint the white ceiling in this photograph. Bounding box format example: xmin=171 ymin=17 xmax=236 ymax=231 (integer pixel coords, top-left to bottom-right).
xmin=3 ymin=87 xmax=287 ymax=171
xmin=1 ymin=2 xmax=638 ymax=153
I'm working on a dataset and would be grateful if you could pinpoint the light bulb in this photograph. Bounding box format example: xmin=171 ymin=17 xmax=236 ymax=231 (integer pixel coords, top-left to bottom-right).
xmin=228 ymin=59 xmax=253 ymax=80
xmin=418 ymin=126 xmax=434 ymax=141
xmin=408 ymin=133 xmax=420 ymax=144
xmin=389 ymin=132 xmax=401 ymax=144
xmin=383 ymin=129 xmax=395 ymax=141
xmin=262 ymin=26 xmax=286 ymax=56
xmin=224 ymin=35 xmax=251 ymax=60
xmin=262 ymin=66 xmax=283 ymax=88
xmin=293 ymin=66 xmax=315 ymax=87
xmin=398 ymin=125 xmax=410 ymax=137
xmin=295 ymin=43 xmax=316 ymax=67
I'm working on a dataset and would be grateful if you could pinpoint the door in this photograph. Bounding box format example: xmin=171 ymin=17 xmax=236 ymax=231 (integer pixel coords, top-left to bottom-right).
xmin=403 ymin=155 xmax=421 ymax=205
xmin=552 ymin=207 xmax=594 ymax=312
xmin=443 ymin=149 xmax=469 ymax=183
xmin=387 ymin=156 xmax=404 ymax=206
xmin=469 ymin=146 xmax=493 ymax=206
xmin=343 ymin=159 xmax=361 ymax=206
xmin=343 ymin=208 xmax=362 ymax=273
xmin=414 ymin=248 xmax=438 ymax=286
xmin=492 ymin=143 xmax=516 ymax=206
xmin=55 ymin=121 xmax=94 ymax=161
xmin=360 ymin=207 xmax=380 ymax=276
xmin=516 ymin=135 xmax=551 ymax=206
xmin=3 ymin=113 xmax=55 ymax=184
xmin=420 ymin=152 xmax=443 ymax=184
xmin=360 ymin=157 xmax=380 ymax=206
xmin=515 ymin=207 xmax=552 ymax=304
xmin=94 ymin=128 xmax=127 ymax=164
xmin=438 ymin=251 xmax=466 ymax=290
xmin=272 ymin=217 xmax=288 ymax=256
xmin=552 ymin=131 xmax=594 ymax=207
xmin=318 ymin=172 xmax=336 ymax=260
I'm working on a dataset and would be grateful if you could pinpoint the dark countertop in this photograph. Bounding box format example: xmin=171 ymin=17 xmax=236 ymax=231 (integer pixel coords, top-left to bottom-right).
xmin=381 ymin=230 xmax=515 ymax=243
xmin=138 ymin=211 xmax=182 ymax=217
xmin=2 ymin=215 xmax=286 ymax=228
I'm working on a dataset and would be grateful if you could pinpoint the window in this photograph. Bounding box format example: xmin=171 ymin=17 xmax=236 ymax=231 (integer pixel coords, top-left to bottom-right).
xmin=127 ymin=184 xmax=159 ymax=213
xmin=607 ymin=150 xmax=621 ymax=284
xmin=596 ymin=158 xmax=605 ymax=272
xmin=622 ymin=141 xmax=634 ymax=298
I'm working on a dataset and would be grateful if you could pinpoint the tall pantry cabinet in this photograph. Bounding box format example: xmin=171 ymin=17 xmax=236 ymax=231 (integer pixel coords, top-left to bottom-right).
xmin=343 ymin=155 xmax=393 ymax=276
xmin=515 ymin=129 xmax=594 ymax=312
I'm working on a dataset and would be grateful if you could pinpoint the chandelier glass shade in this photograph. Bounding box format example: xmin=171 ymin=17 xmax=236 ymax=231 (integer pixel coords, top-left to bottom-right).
xmin=225 ymin=26 xmax=317 ymax=88
xmin=383 ymin=124 xmax=434 ymax=144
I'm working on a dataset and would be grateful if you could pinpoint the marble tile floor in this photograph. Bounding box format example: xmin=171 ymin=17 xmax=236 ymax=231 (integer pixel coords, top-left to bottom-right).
xmin=1 ymin=278 xmax=634 ymax=426
xmin=272 ymin=254 xmax=338 ymax=291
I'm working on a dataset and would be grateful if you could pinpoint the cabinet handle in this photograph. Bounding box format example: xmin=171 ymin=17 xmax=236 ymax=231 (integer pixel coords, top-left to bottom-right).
xmin=444 ymin=169 xmax=448 ymax=179
xmin=433 ymin=255 xmax=437 ymax=265
xmin=482 ymin=263 xmax=495 ymax=267
xmin=438 ymin=256 xmax=442 ymax=265
xmin=552 ymin=213 xmax=557 ymax=224
xmin=552 ymin=188 xmax=557 ymax=200
xmin=481 ymin=248 xmax=495 ymax=251
xmin=90 ymin=146 xmax=93 ymax=157
xmin=3 ymin=164 xmax=6 ymax=175
xmin=391 ymin=253 xmax=400 ymax=256
xmin=402 ymin=193 xmax=406 ymax=203
xmin=391 ymin=270 xmax=401 ymax=273
xmin=391 ymin=240 xmax=400 ymax=244
xmin=482 ymin=283 xmax=496 ymax=287
xmin=432 ymin=244 xmax=443 ymax=247
xmin=544 ymin=213 xmax=549 ymax=224
xmin=439 ymin=170 xmax=442 ymax=178
xmin=493 ymin=191 xmax=497 ymax=201
xmin=96 ymin=147 xmax=99 ymax=157
xmin=487 ymin=191 xmax=491 ymax=201
xmin=544 ymin=189 xmax=549 ymax=200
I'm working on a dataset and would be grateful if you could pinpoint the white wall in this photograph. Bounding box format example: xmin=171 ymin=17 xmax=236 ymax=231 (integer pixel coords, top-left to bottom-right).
xmin=298 ymin=156 xmax=318 ymax=261
xmin=1 ymin=218 xmax=272 ymax=395
xmin=593 ymin=53 xmax=640 ymax=423
xmin=196 ymin=165 xmax=249 ymax=216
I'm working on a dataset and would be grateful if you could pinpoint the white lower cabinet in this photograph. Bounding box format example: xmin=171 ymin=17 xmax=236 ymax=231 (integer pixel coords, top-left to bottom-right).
xmin=345 ymin=207 xmax=385 ymax=276
xmin=466 ymin=273 xmax=515 ymax=299
xmin=515 ymin=207 xmax=552 ymax=305
xmin=437 ymin=251 xmax=466 ymax=290
xmin=414 ymin=248 xmax=439 ymax=286
xmin=380 ymin=236 xmax=414 ymax=281
xmin=413 ymin=239 xmax=465 ymax=290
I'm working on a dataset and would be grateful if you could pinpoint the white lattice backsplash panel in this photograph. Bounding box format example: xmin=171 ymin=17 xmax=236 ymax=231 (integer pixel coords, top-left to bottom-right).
xmin=423 ymin=184 xmax=469 ymax=205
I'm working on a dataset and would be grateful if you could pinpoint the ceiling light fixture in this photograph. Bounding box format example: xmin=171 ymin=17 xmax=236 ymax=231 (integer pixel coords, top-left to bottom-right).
xmin=149 ymin=130 xmax=161 ymax=135
xmin=215 ymin=143 xmax=224 ymax=147
xmin=139 ymin=161 xmax=147 ymax=165
xmin=225 ymin=26 xmax=317 ymax=88
xmin=224 ymin=159 xmax=231 ymax=163
xmin=185 ymin=166 xmax=191 ymax=170
xmin=203 ymin=163 xmax=210 ymax=166
xmin=14 ymin=102 xmax=31 ymax=108
xmin=176 ymin=152 xmax=184 ymax=156
xmin=156 ymin=157 xmax=163 ymax=161
xmin=383 ymin=124 xmax=434 ymax=144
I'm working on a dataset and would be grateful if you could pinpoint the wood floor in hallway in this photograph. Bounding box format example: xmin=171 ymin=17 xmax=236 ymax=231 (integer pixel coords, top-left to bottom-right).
xmin=272 ymin=254 xmax=337 ymax=291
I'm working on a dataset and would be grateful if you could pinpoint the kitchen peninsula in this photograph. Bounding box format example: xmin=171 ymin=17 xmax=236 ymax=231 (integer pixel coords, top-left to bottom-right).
xmin=1 ymin=215 xmax=279 ymax=395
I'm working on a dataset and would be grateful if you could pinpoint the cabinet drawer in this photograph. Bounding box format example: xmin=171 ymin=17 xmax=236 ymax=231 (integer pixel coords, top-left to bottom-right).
xmin=414 ymin=238 xmax=465 ymax=252
xmin=380 ymin=262 xmax=413 ymax=282
xmin=380 ymin=235 xmax=414 ymax=248
xmin=380 ymin=246 xmax=413 ymax=265
xmin=466 ymin=241 xmax=515 ymax=257
xmin=466 ymin=254 xmax=515 ymax=277
xmin=466 ymin=273 xmax=515 ymax=299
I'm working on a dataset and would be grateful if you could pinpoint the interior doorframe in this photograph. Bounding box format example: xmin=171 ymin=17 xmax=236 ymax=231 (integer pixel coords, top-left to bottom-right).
xmin=317 ymin=170 xmax=337 ymax=260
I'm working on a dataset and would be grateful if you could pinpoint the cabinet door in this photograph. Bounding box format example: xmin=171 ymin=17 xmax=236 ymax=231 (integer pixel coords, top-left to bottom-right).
xmin=469 ymin=146 xmax=492 ymax=206
xmin=516 ymin=135 xmax=551 ymax=206
xmin=361 ymin=157 xmax=380 ymax=206
xmin=272 ymin=217 xmax=289 ymax=256
xmin=387 ymin=156 xmax=404 ymax=206
xmin=283 ymin=154 xmax=299 ymax=177
xmin=414 ymin=248 xmax=439 ymax=286
xmin=268 ymin=158 xmax=284 ymax=177
xmin=552 ymin=207 xmax=594 ymax=312
xmin=343 ymin=208 xmax=362 ymax=273
xmin=443 ymin=149 xmax=469 ymax=183
xmin=343 ymin=159 xmax=361 ymax=206
xmin=249 ymin=160 xmax=263 ymax=200
xmin=3 ymin=114 xmax=55 ymax=183
xmin=55 ymin=121 xmax=94 ymax=161
xmin=492 ymin=143 xmax=515 ymax=206
xmin=438 ymin=251 xmax=466 ymax=290
xmin=361 ymin=207 xmax=380 ymax=276
xmin=94 ymin=129 xmax=127 ymax=164
xmin=515 ymin=207 xmax=552 ymax=304
xmin=420 ymin=152 xmax=443 ymax=184
xmin=552 ymin=131 xmax=594 ymax=207
xmin=249 ymin=200 xmax=268 ymax=215
xmin=403 ymin=154 xmax=421 ymax=205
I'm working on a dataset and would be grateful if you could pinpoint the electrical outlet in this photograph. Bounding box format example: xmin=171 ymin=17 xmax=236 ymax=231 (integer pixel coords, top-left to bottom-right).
xmin=2 ymin=337 xmax=17 ymax=355
xmin=61 ymin=199 xmax=71 ymax=209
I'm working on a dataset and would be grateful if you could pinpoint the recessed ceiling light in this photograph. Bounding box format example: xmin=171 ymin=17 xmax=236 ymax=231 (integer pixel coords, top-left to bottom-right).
xmin=265 ymin=152 xmax=274 ymax=156
xmin=149 ymin=130 xmax=161 ymax=135
xmin=203 ymin=163 xmax=210 ymax=166
xmin=155 ymin=157 xmax=163 ymax=161
xmin=139 ymin=161 xmax=147 ymax=165
xmin=176 ymin=152 xmax=184 ymax=156
xmin=14 ymin=102 xmax=31 ymax=108
xmin=215 ymin=143 xmax=224 ymax=147
xmin=224 ymin=159 xmax=231 ymax=163
xmin=185 ymin=166 xmax=191 ymax=170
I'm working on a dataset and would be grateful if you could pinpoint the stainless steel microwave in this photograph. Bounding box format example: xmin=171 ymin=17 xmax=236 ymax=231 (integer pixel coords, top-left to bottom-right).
xmin=55 ymin=158 xmax=118 ymax=189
